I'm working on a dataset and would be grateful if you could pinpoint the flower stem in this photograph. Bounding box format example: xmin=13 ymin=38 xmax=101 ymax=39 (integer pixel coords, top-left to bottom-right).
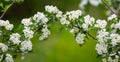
xmin=101 ymin=0 xmax=117 ymax=15
xmin=86 ymin=31 xmax=97 ymax=40
xmin=0 ymin=1 xmax=16 ymax=20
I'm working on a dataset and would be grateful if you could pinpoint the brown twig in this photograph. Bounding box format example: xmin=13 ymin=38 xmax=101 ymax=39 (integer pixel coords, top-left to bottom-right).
xmin=0 ymin=1 xmax=16 ymax=20
xmin=86 ymin=31 xmax=97 ymax=40
xmin=101 ymin=0 xmax=117 ymax=15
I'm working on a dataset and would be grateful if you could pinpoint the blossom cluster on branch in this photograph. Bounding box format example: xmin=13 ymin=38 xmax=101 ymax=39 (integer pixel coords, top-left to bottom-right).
xmin=0 ymin=1 xmax=120 ymax=62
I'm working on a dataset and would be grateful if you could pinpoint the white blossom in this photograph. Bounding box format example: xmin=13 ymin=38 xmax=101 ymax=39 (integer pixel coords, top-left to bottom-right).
xmin=56 ymin=11 xmax=63 ymax=18
xmin=82 ymin=23 xmax=88 ymax=30
xmin=5 ymin=24 xmax=14 ymax=30
xmin=89 ymin=0 xmax=102 ymax=6
xmin=110 ymin=33 xmax=120 ymax=46
xmin=79 ymin=0 xmax=101 ymax=9
xmin=0 ymin=43 xmax=8 ymax=52
xmin=94 ymin=19 xmax=107 ymax=29
xmin=2 ymin=20 xmax=10 ymax=27
xmin=0 ymin=54 xmax=3 ymax=61
xmin=96 ymin=42 xmax=108 ymax=55
xmin=96 ymin=29 xmax=109 ymax=43
xmin=23 ymin=27 xmax=34 ymax=39
xmin=102 ymin=58 xmax=107 ymax=62
xmin=70 ymin=27 xmax=79 ymax=34
xmin=114 ymin=21 xmax=120 ymax=30
xmin=79 ymin=0 xmax=88 ymax=9
xmin=45 ymin=5 xmax=59 ymax=14
xmin=84 ymin=15 xmax=95 ymax=26
xmin=20 ymin=40 xmax=32 ymax=52
xmin=108 ymin=56 xmax=119 ymax=62
xmin=60 ymin=15 xmax=70 ymax=25
xmin=0 ymin=20 xmax=7 ymax=26
xmin=33 ymin=12 xmax=49 ymax=24
xmin=82 ymin=15 xmax=95 ymax=30
xmin=75 ymin=33 xmax=85 ymax=44
xmin=0 ymin=20 xmax=14 ymax=30
xmin=108 ymin=14 xmax=117 ymax=21
xmin=39 ymin=26 xmax=50 ymax=40
xmin=66 ymin=10 xmax=82 ymax=20
xmin=5 ymin=54 xmax=14 ymax=62
xmin=9 ymin=33 xmax=21 ymax=45
xmin=21 ymin=18 xmax=32 ymax=26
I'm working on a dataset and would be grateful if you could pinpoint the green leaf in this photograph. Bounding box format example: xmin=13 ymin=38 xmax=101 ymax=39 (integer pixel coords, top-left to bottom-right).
xmin=0 ymin=2 xmax=3 ymax=8
xmin=2 ymin=4 xmax=10 ymax=12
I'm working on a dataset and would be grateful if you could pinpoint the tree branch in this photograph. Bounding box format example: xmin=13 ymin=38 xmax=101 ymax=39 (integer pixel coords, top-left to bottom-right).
xmin=101 ymin=0 xmax=117 ymax=15
xmin=86 ymin=31 xmax=97 ymax=40
xmin=0 ymin=1 xmax=16 ymax=20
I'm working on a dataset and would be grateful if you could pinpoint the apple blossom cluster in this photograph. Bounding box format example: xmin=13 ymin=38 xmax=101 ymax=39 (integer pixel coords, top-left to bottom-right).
xmin=0 ymin=43 xmax=8 ymax=52
xmin=20 ymin=40 xmax=32 ymax=52
xmin=0 ymin=20 xmax=14 ymax=30
xmin=44 ymin=5 xmax=120 ymax=62
xmin=5 ymin=54 xmax=14 ymax=62
xmin=33 ymin=12 xmax=50 ymax=40
xmin=33 ymin=12 xmax=49 ymax=24
xmin=39 ymin=25 xmax=50 ymax=40
xmin=0 ymin=5 xmax=120 ymax=62
xmin=0 ymin=20 xmax=14 ymax=62
xmin=75 ymin=33 xmax=86 ymax=44
xmin=94 ymin=19 xmax=107 ymax=29
xmin=9 ymin=33 xmax=21 ymax=45
xmin=108 ymin=14 xmax=117 ymax=21
xmin=44 ymin=5 xmax=86 ymax=44
xmin=82 ymin=15 xmax=95 ymax=30
xmin=66 ymin=10 xmax=82 ymax=20
xmin=94 ymin=14 xmax=120 ymax=62
xmin=21 ymin=18 xmax=33 ymax=52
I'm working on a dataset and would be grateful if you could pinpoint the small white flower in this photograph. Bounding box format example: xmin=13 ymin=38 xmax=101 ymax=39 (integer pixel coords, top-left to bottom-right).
xmin=9 ymin=33 xmax=21 ymax=45
xmin=108 ymin=57 xmax=113 ymax=62
xmin=45 ymin=5 xmax=59 ymax=13
xmin=89 ymin=0 xmax=102 ymax=6
xmin=102 ymin=58 xmax=106 ymax=62
xmin=66 ymin=10 xmax=82 ymax=20
xmin=114 ymin=21 xmax=120 ymax=30
xmin=3 ymin=20 xmax=10 ymax=27
xmin=96 ymin=42 xmax=108 ymax=55
xmin=108 ymin=14 xmax=117 ymax=21
xmin=33 ymin=12 xmax=49 ymax=24
xmin=110 ymin=33 xmax=120 ymax=46
xmin=94 ymin=19 xmax=107 ymax=29
xmin=5 ymin=24 xmax=14 ymax=30
xmin=70 ymin=27 xmax=79 ymax=34
xmin=75 ymin=33 xmax=85 ymax=44
xmin=79 ymin=0 xmax=88 ymax=9
xmin=0 ymin=54 xmax=3 ymax=61
xmin=20 ymin=40 xmax=32 ymax=52
xmin=60 ymin=16 xmax=70 ymax=25
xmin=96 ymin=29 xmax=109 ymax=43
xmin=56 ymin=11 xmax=63 ymax=18
xmin=21 ymin=18 xmax=32 ymax=26
xmin=0 ymin=20 xmax=5 ymax=26
xmin=82 ymin=23 xmax=88 ymax=30
xmin=23 ymin=27 xmax=34 ymax=39
xmin=79 ymin=0 xmax=101 ymax=9
xmin=0 ymin=43 xmax=8 ymax=52
xmin=39 ymin=26 xmax=50 ymax=40
xmin=5 ymin=54 xmax=14 ymax=62
xmin=84 ymin=15 xmax=95 ymax=26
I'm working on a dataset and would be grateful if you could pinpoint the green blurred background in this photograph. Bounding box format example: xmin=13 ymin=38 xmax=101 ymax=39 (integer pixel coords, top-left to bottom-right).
xmin=2 ymin=0 xmax=108 ymax=62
